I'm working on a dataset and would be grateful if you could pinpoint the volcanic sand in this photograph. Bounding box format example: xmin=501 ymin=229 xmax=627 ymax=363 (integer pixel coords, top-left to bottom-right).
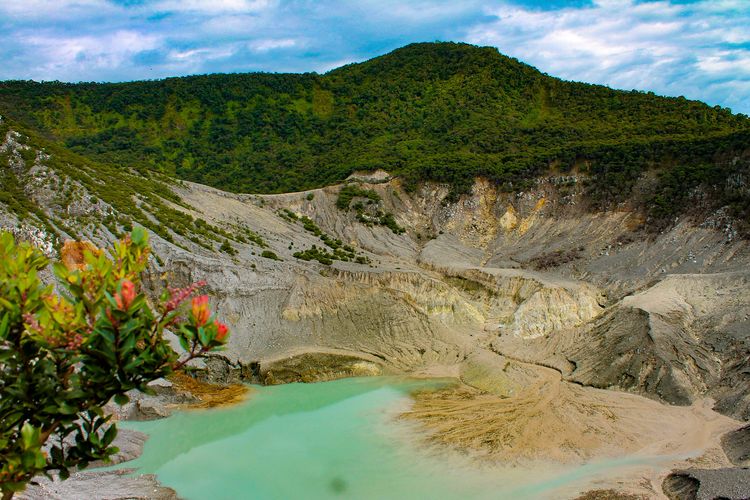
xmin=402 ymin=358 xmax=741 ymax=497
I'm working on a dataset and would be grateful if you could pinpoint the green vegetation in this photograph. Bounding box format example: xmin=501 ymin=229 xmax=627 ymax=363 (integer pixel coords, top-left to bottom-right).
xmin=260 ymin=250 xmax=281 ymax=260
xmin=300 ymin=216 xmax=322 ymax=235
xmin=648 ymin=159 xmax=750 ymax=227
xmin=377 ymin=213 xmax=406 ymax=235
xmin=292 ymin=246 xmax=335 ymax=265
xmin=1 ymin=42 xmax=749 ymax=230
xmin=336 ymin=184 xmax=381 ymax=210
xmin=0 ymin=228 xmax=229 ymax=497
xmin=444 ymin=275 xmax=498 ymax=297
xmin=277 ymin=209 xmax=299 ymax=223
xmin=219 ymin=239 xmax=237 ymax=256
xmin=240 ymin=229 xmax=266 ymax=248
xmin=336 ymin=184 xmax=405 ymax=234
xmin=292 ymin=243 xmax=368 ymax=266
xmin=277 ymin=209 xmax=370 ymax=265
xmin=0 ymin=117 xmax=240 ymax=249
xmin=0 ymin=149 xmax=59 ymax=239
xmin=353 ymin=209 xmax=405 ymax=234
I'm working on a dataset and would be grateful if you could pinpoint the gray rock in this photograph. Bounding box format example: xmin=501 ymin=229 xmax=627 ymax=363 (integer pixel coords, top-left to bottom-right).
xmin=89 ymin=429 xmax=148 ymax=468
xmin=135 ymin=399 xmax=173 ymax=420
xmin=663 ymin=468 xmax=750 ymax=500
xmin=104 ymin=380 xmax=199 ymax=421
xmin=19 ymin=469 xmax=177 ymax=500
xmin=260 ymin=350 xmax=384 ymax=384
xmin=5 ymin=137 xmax=750 ymax=418
xmin=723 ymin=425 xmax=750 ymax=468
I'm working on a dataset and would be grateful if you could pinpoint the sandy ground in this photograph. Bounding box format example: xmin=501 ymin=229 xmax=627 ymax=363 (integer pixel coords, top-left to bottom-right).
xmin=169 ymin=372 xmax=251 ymax=409
xmin=401 ymin=359 xmax=742 ymax=498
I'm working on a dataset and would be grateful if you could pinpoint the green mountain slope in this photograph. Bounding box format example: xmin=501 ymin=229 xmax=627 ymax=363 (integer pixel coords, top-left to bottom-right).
xmin=1 ymin=42 xmax=749 ymax=220
xmin=0 ymin=115 xmax=254 ymax=251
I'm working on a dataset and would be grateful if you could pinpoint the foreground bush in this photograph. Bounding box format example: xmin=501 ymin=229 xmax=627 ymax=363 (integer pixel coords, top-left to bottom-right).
xmin=0 ymin=228 xmax=229 ymax=498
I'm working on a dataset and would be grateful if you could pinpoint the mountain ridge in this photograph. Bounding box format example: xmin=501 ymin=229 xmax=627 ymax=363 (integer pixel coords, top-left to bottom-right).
xmin=2 ymin=42 xmax=750 ymax=500
xmin=1 ymin=42 xmax=748 ymax=216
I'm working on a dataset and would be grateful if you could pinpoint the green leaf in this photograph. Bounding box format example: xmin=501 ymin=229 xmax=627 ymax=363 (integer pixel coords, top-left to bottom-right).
xmin=52 ymin=261 xmax=69 ymax=280
xmin=34 ymin=450 xmax=46 ymax=468
xmin=104 ymin=290 xmax=118 ymax=309
xmin=0 ymin=313 xmax=9 ymax=339
xmin=58 ymin=402 xmax=77 ymax=415
xmin=7 ymin=481 xmax=30 ymax=492
xmin=177 ymin=334 xmax=190 ymax=352
xmin=113 ymin=393 xmax=130 ymax=405
xmin=103 ymin=425 xmax=118 ymax=446
xmin=124 ymin=356 xmax=145 ymax=371
xmin=131 ymin=227 xmax=147 ymax=246
xmin=120 ymin=332 xmax=136 ymax=355
xmin=197 ymin=326 xmax=209 ymax=347
xmin=20 ymin=422 xmax=39 ymax=449
xmin=128 ymin=295 xmax=147 ymax=312
xmin=179 ymin=324 xmax=195 ymax=340
xmin=21 ymin=451 xmax=37 ymax=468
xmin=96 ymin=326 xmax=116 ymax=345
xmin=50 ymin=446 xmax=64 ymax=465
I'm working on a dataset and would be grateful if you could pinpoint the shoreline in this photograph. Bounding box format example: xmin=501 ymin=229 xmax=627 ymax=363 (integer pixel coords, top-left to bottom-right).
xmin=400 ymin=362 xmax=743 ymax=499
xmin=20 ymin=372 xmax=749 ymax=499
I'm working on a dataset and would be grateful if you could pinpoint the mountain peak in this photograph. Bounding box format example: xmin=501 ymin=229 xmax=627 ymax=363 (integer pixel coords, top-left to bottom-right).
xmin=329 ymin=41 xmax=535 ymax=82
xmin=0 ymin=42 xmax=747 ymax=225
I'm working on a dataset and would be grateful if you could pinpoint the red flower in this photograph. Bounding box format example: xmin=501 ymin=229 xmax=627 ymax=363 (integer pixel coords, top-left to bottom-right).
xmin=214 ymin=320 xmax=229 ymax=342
xmin=115 ymin=280 xmax=137 ymax=311
xmin=191 ymin=295 xmax=210 ymax=326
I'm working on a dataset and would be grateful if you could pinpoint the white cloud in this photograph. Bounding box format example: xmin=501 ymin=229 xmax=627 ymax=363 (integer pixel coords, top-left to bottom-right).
xmin=0 ymin=0 xmax=747 ymax=113
xmin=465 ymin=0 xmax=750 ymax=111
xmin=0 ymin=0 xmax=110 ymax=17
xmin=696 ymin=51 xmax=750 ymax=76
xmin=151 ymin=0 xmax=276 ymax=15
xmin=386 ymin=1 xmax=480 ymax=22
xmin=248 ymin=38 xmax=297 ymax=52
xmin=201 ymin=14 xmax=263 ymax=35
xmin=159 ymin=45 xmax=240 ymax=74
xmin=169 ymin=46 xmax=236 ymax=61
xmin=315 ymin=58 xmax=359 ymax=73
xmin=18 ymin=30 xmax=162 ymax=80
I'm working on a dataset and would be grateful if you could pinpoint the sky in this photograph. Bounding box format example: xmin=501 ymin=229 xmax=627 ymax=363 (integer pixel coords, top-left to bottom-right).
xmin=1 ymin=0 xmax=749 ymax=114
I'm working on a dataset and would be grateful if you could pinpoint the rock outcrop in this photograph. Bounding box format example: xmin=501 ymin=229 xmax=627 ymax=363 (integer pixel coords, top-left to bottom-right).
xmin=2 ymin=160 xmax=737 ymax=417
xmin=663 ymin=468 xmax=750 ymax=500
xmin=4 ymin=128 xmax=750 ymax=498
xmin=722 ymin=425 xmax=750 ymax=468
xmin=4 ymin=134 xmax=748 ymax=417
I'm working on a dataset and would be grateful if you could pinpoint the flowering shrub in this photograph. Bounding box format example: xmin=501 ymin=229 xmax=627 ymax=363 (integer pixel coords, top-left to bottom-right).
xmin=0 ymin=228 xmax=229 ymax=498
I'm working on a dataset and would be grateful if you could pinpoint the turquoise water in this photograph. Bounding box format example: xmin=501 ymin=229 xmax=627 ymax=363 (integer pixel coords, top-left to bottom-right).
xmin=119 ymin=377 xmax=658 ymax=500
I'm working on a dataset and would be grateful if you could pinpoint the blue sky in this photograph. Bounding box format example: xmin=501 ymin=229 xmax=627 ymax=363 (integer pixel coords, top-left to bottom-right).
xmin=1 ymin=0 xmax=749 ymax=114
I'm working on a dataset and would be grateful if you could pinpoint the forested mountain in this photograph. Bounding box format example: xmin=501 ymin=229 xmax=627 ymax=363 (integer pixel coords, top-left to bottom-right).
xmin=1 ymin=42 xmax=749 ymax=219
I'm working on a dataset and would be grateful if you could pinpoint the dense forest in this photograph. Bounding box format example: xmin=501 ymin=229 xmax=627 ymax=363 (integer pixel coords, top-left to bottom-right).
xmin=1 ymin=42 xmax=749 ymax=223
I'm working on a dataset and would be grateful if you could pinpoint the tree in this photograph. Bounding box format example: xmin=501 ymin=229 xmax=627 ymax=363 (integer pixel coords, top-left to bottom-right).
xmin=0 ymin=228 xmax=230 ymax=498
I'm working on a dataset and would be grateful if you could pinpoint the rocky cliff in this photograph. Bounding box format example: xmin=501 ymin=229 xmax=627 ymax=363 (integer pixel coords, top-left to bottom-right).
xmin=3 ymin=118 xmax=748 ymax=421
xmin=5 ymin=118 xmax=750 ymax=497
